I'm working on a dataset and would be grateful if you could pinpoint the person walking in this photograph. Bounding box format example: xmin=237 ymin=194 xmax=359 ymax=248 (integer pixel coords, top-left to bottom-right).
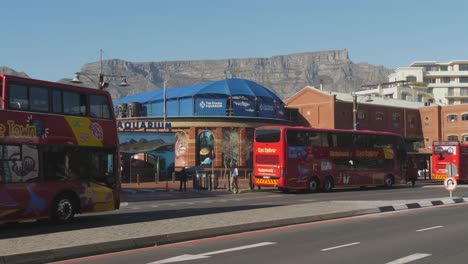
xmin=231 ymin=163 xmax=239 ymax=194
xmin=407 ymin=157 xmax=418 ymax=188
xmin=179 ymin=167 xmax=188 ymax=192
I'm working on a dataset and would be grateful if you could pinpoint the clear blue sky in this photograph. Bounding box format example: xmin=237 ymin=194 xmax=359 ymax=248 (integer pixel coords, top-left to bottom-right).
xmin=3 ymin=0 xmax=468 ymax=82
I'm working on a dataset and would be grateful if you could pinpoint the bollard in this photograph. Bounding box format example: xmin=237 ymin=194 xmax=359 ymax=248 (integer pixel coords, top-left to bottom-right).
xmin=137 ymin=173 xmax=140 ymax=185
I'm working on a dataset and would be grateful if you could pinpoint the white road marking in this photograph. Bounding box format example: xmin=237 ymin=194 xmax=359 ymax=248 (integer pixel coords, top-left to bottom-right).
xmin=120 ymin=202 xmax=129 ymax=207
xmin=320 ymin=242 xmax=360 ymax=251
xmin=416 ymin=225 xmax=443 ymax=232
xmin=385 ymin=253 xmax=431 ymax=264
xmin=147 ymin=242 xmax=276 ymax=264
xmin=130 ymin=207 xmax=141 ymax=210
xmin=151 ymin=205 xmax=159 ymax=208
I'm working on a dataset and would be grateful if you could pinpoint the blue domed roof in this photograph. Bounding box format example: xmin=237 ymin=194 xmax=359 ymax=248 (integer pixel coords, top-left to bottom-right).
xmin=115 ymin=78 xmax=282 ymax=104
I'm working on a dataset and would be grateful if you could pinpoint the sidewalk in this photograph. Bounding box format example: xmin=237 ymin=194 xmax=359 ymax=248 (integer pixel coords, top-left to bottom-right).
xmin=121 ymin=176 xmax=255 ymax=193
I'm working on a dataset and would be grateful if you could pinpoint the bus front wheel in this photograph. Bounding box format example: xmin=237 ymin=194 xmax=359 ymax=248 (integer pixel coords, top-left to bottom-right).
xmin=308 ymin=178 xmax=320 ymax=193
xmin=50 ymin=194 xmax=76 ymax=224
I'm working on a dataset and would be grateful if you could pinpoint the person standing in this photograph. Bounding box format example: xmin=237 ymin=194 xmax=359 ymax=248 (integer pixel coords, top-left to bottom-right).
xmin=179 ymin=167 xmax=187 ymax=192
xmin=231 ymin=163 xmax=239 ymax=194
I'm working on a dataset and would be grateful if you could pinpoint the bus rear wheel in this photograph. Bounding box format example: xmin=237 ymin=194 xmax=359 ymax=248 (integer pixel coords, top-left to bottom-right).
xmin=323 ymin=176 xmax=334 ymax=192
xmin=384 ymin=175 xmax=394 ymax=189
xmin=308 ymin=177 xmax=320 ymax=193
xmin=50 ymin=194 xmax=76 ymax=224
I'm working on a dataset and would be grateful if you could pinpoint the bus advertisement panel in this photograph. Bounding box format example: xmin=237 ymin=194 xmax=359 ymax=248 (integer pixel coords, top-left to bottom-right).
xmin=0 ymin=73 xmax=120 ymax=224
xmin=253 ymin=126 xmax=407 ymax=192
xmin=432 ymin=141 xmax=468 ymax=181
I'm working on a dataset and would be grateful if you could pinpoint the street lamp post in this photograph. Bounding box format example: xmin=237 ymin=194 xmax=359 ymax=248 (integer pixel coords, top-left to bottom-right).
xmin=71 ymin=49 xmax=129 ymax=90
xmin=353 ymin=94 xmax=373 ymax=130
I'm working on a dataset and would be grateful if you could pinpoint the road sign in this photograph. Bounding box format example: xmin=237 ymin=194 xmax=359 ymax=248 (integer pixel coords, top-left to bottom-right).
xmin=444 ymin=177 xmax=457 ymax=191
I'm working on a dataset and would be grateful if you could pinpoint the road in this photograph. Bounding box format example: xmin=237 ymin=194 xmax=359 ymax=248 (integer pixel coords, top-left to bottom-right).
xmin=2 ymin=183 xmax=466 ymax=241
xmin=55 ymin=202 xmax=468 ymax=264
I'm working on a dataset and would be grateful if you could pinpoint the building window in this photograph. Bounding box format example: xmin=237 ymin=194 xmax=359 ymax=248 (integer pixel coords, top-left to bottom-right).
xmin=408 ymin=115 xmax=416 ymax=128
xmin=425 ymin=137 xmax=430 ymax=143
xmin=440 ymin=65 xmax=448 ymax=71
xmin=417 ymin=94 xmax=424 ymax=102
xmin=392 ymin=113 xmax=401 ymax=126
xmin=406 ymin=76 xmax=417 ymax=82
xmin=448 ymin=99 xmax=455 ymax=105
xmin=448 ymin=87 xmax=454 ymax=96
xmin=448 ymin=114 xmax=457 ymax=122
xmin=357 ymin=111 xmax=366 ymax=120
xmin=424 ymin=78 xmax=436 ymax=84
xmin=462 ymin=114 xmax=468 ymax=120
xmin=401 ymin=93 xmax=408 ymax=100
xmin=460 ymin=77 xmax=468 ymax=83
xmin=463 ymin=135 xmax=468 ymax=142
xmin=459 ymin=64 xmax=468 ymax=71
xmin=448 ymin=135 xmax=458 ymax=141
xmin=461 ymin=99 xmax=468 ymax=104
xmin=441 ymin=77 xmax=450 ymax=83
xmin=375 ymin=112 xmax=384 ymax=121
xmin=461 ymin=88 xmax=468 ymax=96
xmin=424 ymin=116 xmax=430 ymax=125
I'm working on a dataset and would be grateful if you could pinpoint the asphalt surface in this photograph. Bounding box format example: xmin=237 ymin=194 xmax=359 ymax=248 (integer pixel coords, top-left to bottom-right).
xmin=1 ymin=182 xmax=466 ymax=264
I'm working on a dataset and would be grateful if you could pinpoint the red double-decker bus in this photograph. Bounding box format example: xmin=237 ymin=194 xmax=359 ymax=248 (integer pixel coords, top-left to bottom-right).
xmin=253 ymin=126 xmax=408 ymax=192
xmin=0 ymin=73 xmax=120 ymax=224
xmin=432 ymin=141 xmax=468 ymax=182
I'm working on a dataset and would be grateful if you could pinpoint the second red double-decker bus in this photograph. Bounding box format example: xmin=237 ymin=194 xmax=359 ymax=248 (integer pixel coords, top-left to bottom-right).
xmin=253 ymin=126 xmax=408 ymax=192
xmin=432 ymin=141 xmax=468 ymax=182
xmin=0 ymin=73 xmax=120 ymax=224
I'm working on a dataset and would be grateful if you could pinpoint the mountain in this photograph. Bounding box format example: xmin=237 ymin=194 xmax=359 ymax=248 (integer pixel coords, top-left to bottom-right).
xmin=0 ymin=67 xmax=29 ymax=78
xmin=71 ymin=50 xmax=393 ymax=101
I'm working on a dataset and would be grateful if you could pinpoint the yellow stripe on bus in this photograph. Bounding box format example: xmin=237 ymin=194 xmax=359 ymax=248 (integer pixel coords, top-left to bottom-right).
xmin=256 ymin=179 xmax=278 ymax=185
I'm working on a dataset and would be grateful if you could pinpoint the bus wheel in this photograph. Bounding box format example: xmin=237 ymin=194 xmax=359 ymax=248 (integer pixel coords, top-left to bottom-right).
xmin=50 ymin=194 xmax=76 ymax=224
xmin=384 ymin=175 xmax=394 ymax=188
xmin=308 ymin=177 xmax=320 ymax=193
xmin=323 ymin=177 xmax=334 ymax=192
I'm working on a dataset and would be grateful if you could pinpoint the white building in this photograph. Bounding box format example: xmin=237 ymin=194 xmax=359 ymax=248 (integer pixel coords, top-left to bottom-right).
xmin=356 ymin=80 xmax=433 ymax=104
xmin=388 ymin=60 xmax=468 ymax=105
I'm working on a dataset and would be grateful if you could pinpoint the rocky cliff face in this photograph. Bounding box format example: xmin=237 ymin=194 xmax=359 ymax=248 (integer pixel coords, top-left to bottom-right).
xmin=0 ymin=67 xmax=29 ymax=78
xmin=7 ymin=50 xmax=394 ymax=102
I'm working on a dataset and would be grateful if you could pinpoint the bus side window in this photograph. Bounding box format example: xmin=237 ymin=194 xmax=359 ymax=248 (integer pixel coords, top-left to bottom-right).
xmin=8 ymin=84 xmax=29 ymax=109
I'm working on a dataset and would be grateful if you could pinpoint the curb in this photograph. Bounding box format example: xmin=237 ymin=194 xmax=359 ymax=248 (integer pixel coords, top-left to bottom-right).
xmin=2 ymin=197 xmax=467 ymax=264
xmin=377 ymin=197 xmax=467 ymax=212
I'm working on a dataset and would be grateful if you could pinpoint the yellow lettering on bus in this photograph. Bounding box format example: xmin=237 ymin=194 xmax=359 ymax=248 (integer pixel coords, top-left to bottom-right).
xmin=0 ymin=124 xmax=5 ymax=138
xmin=257 ymin=147 xmax=277 ymax=153
xmin=7 ymin=120 xmax=37 ymax=138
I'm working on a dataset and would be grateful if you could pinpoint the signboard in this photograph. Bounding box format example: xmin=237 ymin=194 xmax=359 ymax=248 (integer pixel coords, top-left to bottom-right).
xmin=195 ymin=98 xmax=226 ymax=116
xmin=444 ymin=177 xmax=457 ymax=191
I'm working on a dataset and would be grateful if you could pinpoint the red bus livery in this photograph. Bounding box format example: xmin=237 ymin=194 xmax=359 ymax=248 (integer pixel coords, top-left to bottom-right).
xmin=432 ymin=141 xmax=468 ymax=182
xmin=0 ymin=73 xmax=120 ymax=224
xmin=253 ymin=126 xmax=408 ymax=192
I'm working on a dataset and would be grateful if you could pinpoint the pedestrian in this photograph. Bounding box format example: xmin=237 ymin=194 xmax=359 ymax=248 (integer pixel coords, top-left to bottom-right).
xmin=407 ymin=157 xmax=418 ymax=188
xmin=231 ymin=163 xmax=239 ymax=194
xmin=179 ymin=167 xmax=187 ymax=192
